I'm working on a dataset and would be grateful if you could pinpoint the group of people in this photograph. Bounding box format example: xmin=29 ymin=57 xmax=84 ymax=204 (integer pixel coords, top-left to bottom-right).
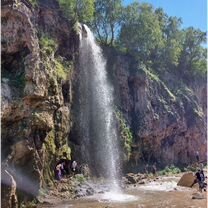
xmin=54 ymin=154 xmax=78 ymax=181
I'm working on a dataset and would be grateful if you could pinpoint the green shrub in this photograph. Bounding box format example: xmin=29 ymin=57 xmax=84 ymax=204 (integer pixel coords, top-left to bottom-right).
xmin=39 ymin=35 xmax=57 ymax=55
xmin=115 ymin=110 xmax=133 ymax=160
xmin=54 ymin=57 xmax=73 ymax=81
xmin=54 ymin=59 xmax=68 ymax=80
xmin=58 ymin=0 xmax=95 ymax=23
xmin=158 ymin=165 xmax=181 ymax=175
xmin=75 ymin=174 xmax=86 ymax=184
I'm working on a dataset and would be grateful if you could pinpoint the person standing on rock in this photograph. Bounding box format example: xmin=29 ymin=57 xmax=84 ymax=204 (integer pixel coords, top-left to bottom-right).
xmin=71 ymin=160 xmax=78 ymax=174
xmin=54 ymin=163 xmax=64 ymax=181
xmin=145 ymin=164 xmax=149 ymax=175
xmin=199 ymin=163 xmax=204 ymax=171
xmin=195 ymin=151 xmax=199 ymax=163
xmin=152 ymin=163 xmax=157 ymax=176
xmin=60 ymin=152 xmax=71 ymax=175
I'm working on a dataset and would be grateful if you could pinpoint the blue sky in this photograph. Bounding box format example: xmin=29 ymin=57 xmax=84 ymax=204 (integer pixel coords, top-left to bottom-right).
xmin=123 ymin=0 xmax=207 ymax=32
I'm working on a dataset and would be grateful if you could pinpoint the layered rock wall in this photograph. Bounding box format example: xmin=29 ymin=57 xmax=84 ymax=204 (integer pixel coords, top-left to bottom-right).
xmin=105 ymin=49 xmax=207 ymax=169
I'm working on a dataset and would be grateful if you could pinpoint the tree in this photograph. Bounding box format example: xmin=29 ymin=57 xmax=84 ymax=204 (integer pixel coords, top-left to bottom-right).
xmin=58 ymin=0 xmax=95 ymax=24
xmin=92 ymin=0 xmax=123 ymax=46
xmin=178 ymin=27 xmax=207 ymax=77
xmin=155 ymin=8 xmax=168 ymax=34
xmin=163 ymin=17 xmax=183 ymax=68
xmin=119 ymin=3 xmax=164 ymax=65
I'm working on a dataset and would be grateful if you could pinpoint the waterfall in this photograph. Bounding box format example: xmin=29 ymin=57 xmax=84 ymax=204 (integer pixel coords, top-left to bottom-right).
xmin=78 ymin=25 xmax=120 ymax=189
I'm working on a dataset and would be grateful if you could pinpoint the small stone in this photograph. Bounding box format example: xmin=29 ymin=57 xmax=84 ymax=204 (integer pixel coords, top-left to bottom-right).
xmin=192 ymin=192 xmax=205 ymax=199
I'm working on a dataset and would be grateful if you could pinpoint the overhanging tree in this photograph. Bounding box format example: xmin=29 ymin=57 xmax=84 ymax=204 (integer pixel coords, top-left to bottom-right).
xmin=92 ymin=0 xmax=123 ymax=46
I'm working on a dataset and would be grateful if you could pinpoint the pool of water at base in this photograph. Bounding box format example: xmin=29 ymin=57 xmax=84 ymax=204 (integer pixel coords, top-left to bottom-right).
xmin=39 ymin=177 xmax=207 ymax=208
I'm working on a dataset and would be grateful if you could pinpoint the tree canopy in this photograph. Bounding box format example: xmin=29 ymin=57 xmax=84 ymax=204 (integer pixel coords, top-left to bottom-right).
xmin=91 ymin=0 xmax=123 ymax=46
xmin=58 ymin=0 xmax=95 ymax=24
xmin=57 ymin=0 xmax=207 ymax=78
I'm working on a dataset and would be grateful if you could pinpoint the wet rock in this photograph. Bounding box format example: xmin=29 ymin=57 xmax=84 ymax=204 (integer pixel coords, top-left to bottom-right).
xmin=126 ymin=173 xmax=137 ymax=184
xmin=74 ymin=182 xmax=95 ymax=198
xmin=124 ymin=173 xmax=147 ymax=184
xmin=138 ymin=180 xmax=145 ymax=184
xmin=86 ymin=187 xmax=95 ymax=195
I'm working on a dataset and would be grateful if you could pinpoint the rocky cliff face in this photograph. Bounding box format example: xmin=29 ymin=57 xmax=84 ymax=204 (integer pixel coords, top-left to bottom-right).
xmin=1 ymin=0 xmax=79 ymax=206
xmin=105 ymin=48 xmax=207 ymax=170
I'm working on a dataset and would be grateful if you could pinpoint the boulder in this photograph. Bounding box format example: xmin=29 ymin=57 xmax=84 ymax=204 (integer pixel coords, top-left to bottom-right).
xmin=126 ymin=173 xmax=138 ymax=184
xmin=177 ymin=172 xmax=195 ymax=187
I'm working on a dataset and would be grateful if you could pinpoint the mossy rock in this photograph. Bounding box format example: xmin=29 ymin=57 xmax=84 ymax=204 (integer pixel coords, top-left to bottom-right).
xmin=32 ymin=112 xmax=54 ymax=130
xmin=57 ymin=144 xmax=71 ymax=160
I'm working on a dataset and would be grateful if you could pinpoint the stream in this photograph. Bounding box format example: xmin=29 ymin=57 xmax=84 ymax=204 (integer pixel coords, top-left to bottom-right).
xmin=38 ymin=176 xmax=207 ymax=208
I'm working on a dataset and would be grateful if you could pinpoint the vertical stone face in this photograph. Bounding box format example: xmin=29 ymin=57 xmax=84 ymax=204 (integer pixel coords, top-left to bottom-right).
xmin=1 ymin=170 xmax=18 ymax=208
xmin=105 ymin=49 xmax=207 ymax=168
xmin=1 ymin=0 xmax=79 ymax=203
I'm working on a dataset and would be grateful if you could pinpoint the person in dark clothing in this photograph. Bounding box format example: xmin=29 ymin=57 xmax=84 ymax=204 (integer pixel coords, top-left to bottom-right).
xmin=58 ymin=152 xmax=72 ymax=175
xmin=152 ymin=163 xmax=157 ymax=176
xmin=194 ymin=169 xmax=206 ymax=192
xmin=145 ymin=164 xmax=149 ymax=175
xmin=196 ymin=151 xmax=199 ymax=163
xmin=54 ymin=163 xmax=64 ymax=181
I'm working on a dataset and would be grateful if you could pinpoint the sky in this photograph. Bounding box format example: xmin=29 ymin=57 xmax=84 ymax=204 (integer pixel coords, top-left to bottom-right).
xmin=123 ymin=0 xmax=207 ymax=32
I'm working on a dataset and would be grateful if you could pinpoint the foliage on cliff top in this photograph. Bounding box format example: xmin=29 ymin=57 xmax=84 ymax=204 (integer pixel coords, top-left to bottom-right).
xmin=56 ymin=0 xmax=206 ymax=80
xmin=58 ymin=0 xmax=95 ymax=24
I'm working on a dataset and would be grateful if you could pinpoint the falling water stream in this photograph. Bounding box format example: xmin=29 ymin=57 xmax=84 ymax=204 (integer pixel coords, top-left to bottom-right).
xmin=79 ymin=25 xmax=120 ymax=188
xmin=77 ymin=24 xmax=138 ymax=202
